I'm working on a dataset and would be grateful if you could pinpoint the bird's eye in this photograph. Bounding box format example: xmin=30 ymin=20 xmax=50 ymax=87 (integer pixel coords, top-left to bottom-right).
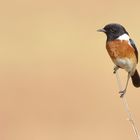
xmin=110 ymin=28 xmax=116 ymax=33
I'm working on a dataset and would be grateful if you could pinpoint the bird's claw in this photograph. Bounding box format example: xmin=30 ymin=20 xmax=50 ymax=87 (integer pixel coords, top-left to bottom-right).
xmin=119 ymin=89 xmax=126 ymax=98
xmin=113 ymin=66 xmax=119 ymax=74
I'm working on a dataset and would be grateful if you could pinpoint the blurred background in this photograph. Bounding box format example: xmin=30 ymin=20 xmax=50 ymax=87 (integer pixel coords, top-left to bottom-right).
xmin=0 ymin=0 xmax=140 ymax=139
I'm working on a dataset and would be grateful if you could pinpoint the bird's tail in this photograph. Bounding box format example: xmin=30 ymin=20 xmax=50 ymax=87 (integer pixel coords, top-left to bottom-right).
xmin=131 ymin=69 xmax=140 ymax=87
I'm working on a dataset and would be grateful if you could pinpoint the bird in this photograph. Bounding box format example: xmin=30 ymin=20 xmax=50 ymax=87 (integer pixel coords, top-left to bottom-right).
xmin=97 ymin=23 xmax=140 ymax=97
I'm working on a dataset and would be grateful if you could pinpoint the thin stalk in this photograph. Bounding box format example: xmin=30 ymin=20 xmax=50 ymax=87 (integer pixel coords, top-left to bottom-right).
xmin=115 ymin=71 xmax=140 ymax=140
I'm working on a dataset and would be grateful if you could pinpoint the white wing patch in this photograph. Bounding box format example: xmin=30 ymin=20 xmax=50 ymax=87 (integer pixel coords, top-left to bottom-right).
xmin=117 ymin=33 xmax=130 ymax=41
xmin=117 ymin=33 xmax=132 ymax=47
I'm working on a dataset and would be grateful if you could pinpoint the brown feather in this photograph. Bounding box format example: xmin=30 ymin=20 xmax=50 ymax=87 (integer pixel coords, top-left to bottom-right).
xmin=106 ymin=40 xmax=137 ymax=63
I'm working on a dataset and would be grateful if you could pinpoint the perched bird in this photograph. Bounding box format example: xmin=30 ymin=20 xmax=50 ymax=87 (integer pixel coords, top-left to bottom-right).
xmin=97 ymin=23 xmax=140 ymax=97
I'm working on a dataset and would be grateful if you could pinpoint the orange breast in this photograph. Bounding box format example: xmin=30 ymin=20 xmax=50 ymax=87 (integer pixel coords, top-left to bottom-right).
xmin=106 ymin=40 xmax=137 ymax=63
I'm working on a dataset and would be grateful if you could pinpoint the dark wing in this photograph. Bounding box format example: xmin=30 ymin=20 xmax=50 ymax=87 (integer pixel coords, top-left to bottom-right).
xmin=129 ymin=38 xmax=138 ymax=63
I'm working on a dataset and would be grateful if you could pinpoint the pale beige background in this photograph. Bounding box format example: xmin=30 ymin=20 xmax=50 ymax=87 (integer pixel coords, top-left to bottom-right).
xmin=0 ymin=0 xmax=140 ymax=139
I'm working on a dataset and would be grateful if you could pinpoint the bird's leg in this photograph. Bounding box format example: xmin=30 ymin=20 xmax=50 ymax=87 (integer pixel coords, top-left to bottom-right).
xmin=119 ymin=72 xmax=131 ymax=98
xmin=113 ymin=66 xmax=119 ymax=74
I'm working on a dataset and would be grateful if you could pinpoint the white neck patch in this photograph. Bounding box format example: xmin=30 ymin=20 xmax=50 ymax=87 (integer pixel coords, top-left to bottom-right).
xmin=117 ymin=33 xmax=130 ymax=41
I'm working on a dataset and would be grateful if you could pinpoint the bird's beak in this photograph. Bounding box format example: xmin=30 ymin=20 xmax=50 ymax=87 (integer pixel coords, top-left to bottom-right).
xmin=97 ymin=28 xmax=106 ymax=33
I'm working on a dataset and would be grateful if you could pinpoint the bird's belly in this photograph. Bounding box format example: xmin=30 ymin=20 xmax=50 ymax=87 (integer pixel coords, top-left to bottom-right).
xmin=106 ymin=40 xmax=137 ymax=74
xmin=114 ymin=58 xmax=136 ymax=73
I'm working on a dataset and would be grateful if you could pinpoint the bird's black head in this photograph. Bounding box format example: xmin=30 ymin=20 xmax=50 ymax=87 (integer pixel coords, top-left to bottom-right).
xmin=97 ymin=23 xmax=129 ymax=41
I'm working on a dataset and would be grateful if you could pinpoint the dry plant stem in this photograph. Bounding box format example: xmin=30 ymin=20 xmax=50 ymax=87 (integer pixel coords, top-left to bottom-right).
xmin=115 ymin=71 xmax=140 ymax=140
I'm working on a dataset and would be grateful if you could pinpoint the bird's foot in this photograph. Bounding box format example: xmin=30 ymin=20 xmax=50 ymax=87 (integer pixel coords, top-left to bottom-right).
xmin=119 ymin=89 xmax=126 ymax=98
xmin=113 ymin=66 xmax=119 ymax=74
